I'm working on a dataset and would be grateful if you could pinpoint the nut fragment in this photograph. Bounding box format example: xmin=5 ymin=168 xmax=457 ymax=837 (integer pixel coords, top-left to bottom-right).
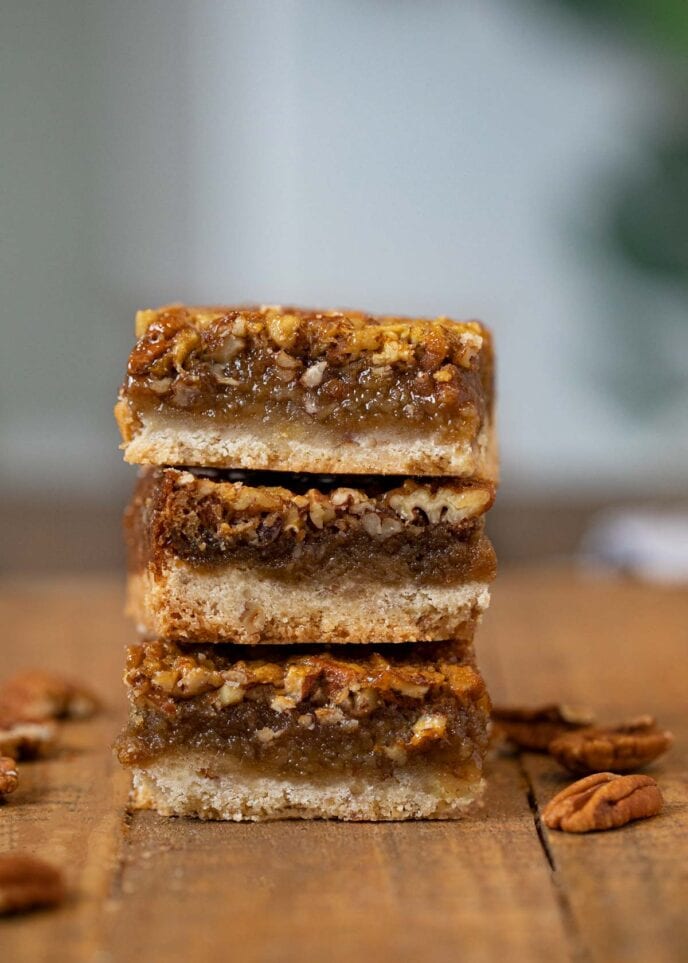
xmin=542 ymin=772 xmax=663 ymax=833
xmin=361 ymin=512 xmax=383 ymax=537
xmin=214 ymin=682 xmax=245 ymax=707
xmin=388 ymin=678 xmax=430 ymax=700
xmin=270 ymin=694 xmax=297 ymax=713
xmin=300 ymin=360 xmax=327 ymax=387
xmin=175 ymin=665 xmax=223 ymax=698
xmin=283 ymin=664 xmax=316 ymax=703
xmin=382 ymin=743 xmax=408 ymax=766
xmin=0 ymin=757 xmax=18 ymax=796
xmin=151 ymin=669 xmax=180 ymax=693
xmin=549 ymin=716 xmax=673 ymax=775
xmin=408 ymin=712 xmax=448 ymax=749
xmin=314 ymin=706 xmax=346 ymax=726
xmin=491 ymin=703 xmax=595 ymax=752
xmin=0 ymin=670 xmax=101 ymax=722
xmin=0 ymin=854 xmax=66 ymax=915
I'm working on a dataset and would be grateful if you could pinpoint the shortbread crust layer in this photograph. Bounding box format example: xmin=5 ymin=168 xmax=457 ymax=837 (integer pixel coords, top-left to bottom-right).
xmin=127 ymin=566 xmax=489 ymax=645
xmin=116 ymin=304 xmax=496 ymax=477
xmin=117 ymin=409 xmax=497 ymax=478
xmin=129 ymin=757 xmax=484 ymax=821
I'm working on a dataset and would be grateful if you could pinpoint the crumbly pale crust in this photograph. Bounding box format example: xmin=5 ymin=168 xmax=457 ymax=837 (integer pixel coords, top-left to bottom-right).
xmin=116 ymin=409 xmax=498 ymax=478
xmin=128 ymin=566 xmax=489 ymax=644
xmin=130 ymin=756 xmax=484 ymax=821
xmin=115 ymin=304 xmax=496 ymax=477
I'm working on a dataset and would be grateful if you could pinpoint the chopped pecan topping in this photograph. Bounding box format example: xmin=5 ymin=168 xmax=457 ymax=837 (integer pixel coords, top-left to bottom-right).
xmin=0 ymin=854 xmax=66 ymax=915
xmin=491 ymin=703 xmax=595 ymax=752
xmin=125 ymin=639 xmax=485 ymax=721
xmin=0 ymin=757 xmax=18 ymax=796
xmin=542 ymin=772 xmax=663 ymax=833
xmin=132 ymin=304 xmax=488 ymax=371
xmin=158 ymin=469 xmax=493 ymax=543
xmin=124 ymin=467 xmax=497 ymax=594
xmin=548 ymin=716 xmax=673 ymax=775
xmin=0 ymin=670 xmax=101 ymax=723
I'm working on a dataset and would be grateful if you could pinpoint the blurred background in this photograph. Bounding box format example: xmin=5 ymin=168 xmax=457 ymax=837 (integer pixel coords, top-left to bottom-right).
xmin=1 ymin=0 xmax=686 ymax=575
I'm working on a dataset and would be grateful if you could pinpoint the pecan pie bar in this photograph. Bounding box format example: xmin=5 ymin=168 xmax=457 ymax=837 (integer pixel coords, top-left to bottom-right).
xmin=116 ymin=638 xmax=491 ymax=820
xmin=115 ymin=305 xmax=497 ymax=477
xmin=126 ymin=467 xmax=496 ymax=644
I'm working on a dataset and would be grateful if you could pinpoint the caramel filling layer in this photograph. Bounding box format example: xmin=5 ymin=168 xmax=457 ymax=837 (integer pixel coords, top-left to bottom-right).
xmin=119 ymin=305 xmax=493 ymax=441
xmin=117 ymin=640 xmax=490 ymax=777
xmin=117 ymin=700 xmax=488 ymax=780
xmin=126 ymin=468 xmax=497 ymax=584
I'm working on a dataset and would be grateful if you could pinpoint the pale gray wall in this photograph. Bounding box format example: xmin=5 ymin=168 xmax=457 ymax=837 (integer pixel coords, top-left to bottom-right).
xmin=2 ymin=0 xmax=686 ymax=500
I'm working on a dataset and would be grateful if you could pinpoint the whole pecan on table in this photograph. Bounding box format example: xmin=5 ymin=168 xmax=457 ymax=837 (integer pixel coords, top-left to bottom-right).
xmin=548 ymin=716 xmax=673 ymax=775
xmin=542 ymin=771 xmax=664 ymax=833
xmin=0 ymin=712 xmax=57 ymax=760
xmin=0 ymin=854 xmax=66 ymax=915
xmin=0 ymin=756 xmax=19 ymax=796
xmin=491 ymin=704 xmax=595 ymax=752
xmin=0 ymin=670 xmax=101 ymax=723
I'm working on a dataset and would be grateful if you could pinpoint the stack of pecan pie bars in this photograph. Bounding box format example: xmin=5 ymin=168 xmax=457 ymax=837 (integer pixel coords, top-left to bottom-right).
xmin=114 ymin=305 xmax=498 ymax=820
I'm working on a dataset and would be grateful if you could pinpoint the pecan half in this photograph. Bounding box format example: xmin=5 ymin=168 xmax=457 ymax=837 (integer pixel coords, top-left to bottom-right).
xmin=0 ymin=854 xmax=66 ymax=915
xmin=0 ymin=670 xmax=101 ymax=723
xmin=549 ymin=716 xmax=673 ymax=775
xmin=491 ymin=703 xmax=595 ymax=752
xmin=0 ymin=757 xmax=18 ymax=796
xmin=0 ymin=719 xmax=57 ymax=759
xmin=542 ymin=772 xmax=663 ymax=833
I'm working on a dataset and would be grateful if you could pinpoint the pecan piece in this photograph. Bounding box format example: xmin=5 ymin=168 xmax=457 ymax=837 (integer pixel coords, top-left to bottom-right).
xmin=0 ymin=718 xmax=57 ymax=759
xmin=491 ymin=703 xmax=595 ymax=752
xmin=0 ymin=757 xmax=18 ymax=796
xmin=549 ymin=716 xmax=673 ymax=775
xmin=0 ymin=670 xmax=101 ymax=722
xmin=542 ymin=772 xmax=663 ymax=833
xmin=0 ymin=854 xmax=66 ymax=915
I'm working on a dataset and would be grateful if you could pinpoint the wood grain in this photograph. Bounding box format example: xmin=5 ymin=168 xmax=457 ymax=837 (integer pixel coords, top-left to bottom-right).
xmin=486 ymin=568 xmax=688 ymax=963
xmin=0 ymin=569 xmax=685 ymax=962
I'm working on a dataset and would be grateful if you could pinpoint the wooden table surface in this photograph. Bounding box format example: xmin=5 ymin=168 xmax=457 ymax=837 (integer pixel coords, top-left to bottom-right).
xmin=0 ymin=568 xmax=686 ymax=963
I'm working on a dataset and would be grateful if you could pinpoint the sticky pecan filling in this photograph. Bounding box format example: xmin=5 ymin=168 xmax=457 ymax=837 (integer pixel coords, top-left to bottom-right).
xmin=116 ymin=640 xmax=491 ymax=779
xmin=126 ymin=468 xmax=497 ymax=584
xmin=118 ymin=305 xmax=494 ymax=442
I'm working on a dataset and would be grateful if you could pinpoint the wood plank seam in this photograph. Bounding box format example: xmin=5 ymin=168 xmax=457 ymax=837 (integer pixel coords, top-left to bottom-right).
xmin=105 ymin=808 xmax=134 ymax=903
xmin=519 ymin=756 xmax=594 ymax=963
